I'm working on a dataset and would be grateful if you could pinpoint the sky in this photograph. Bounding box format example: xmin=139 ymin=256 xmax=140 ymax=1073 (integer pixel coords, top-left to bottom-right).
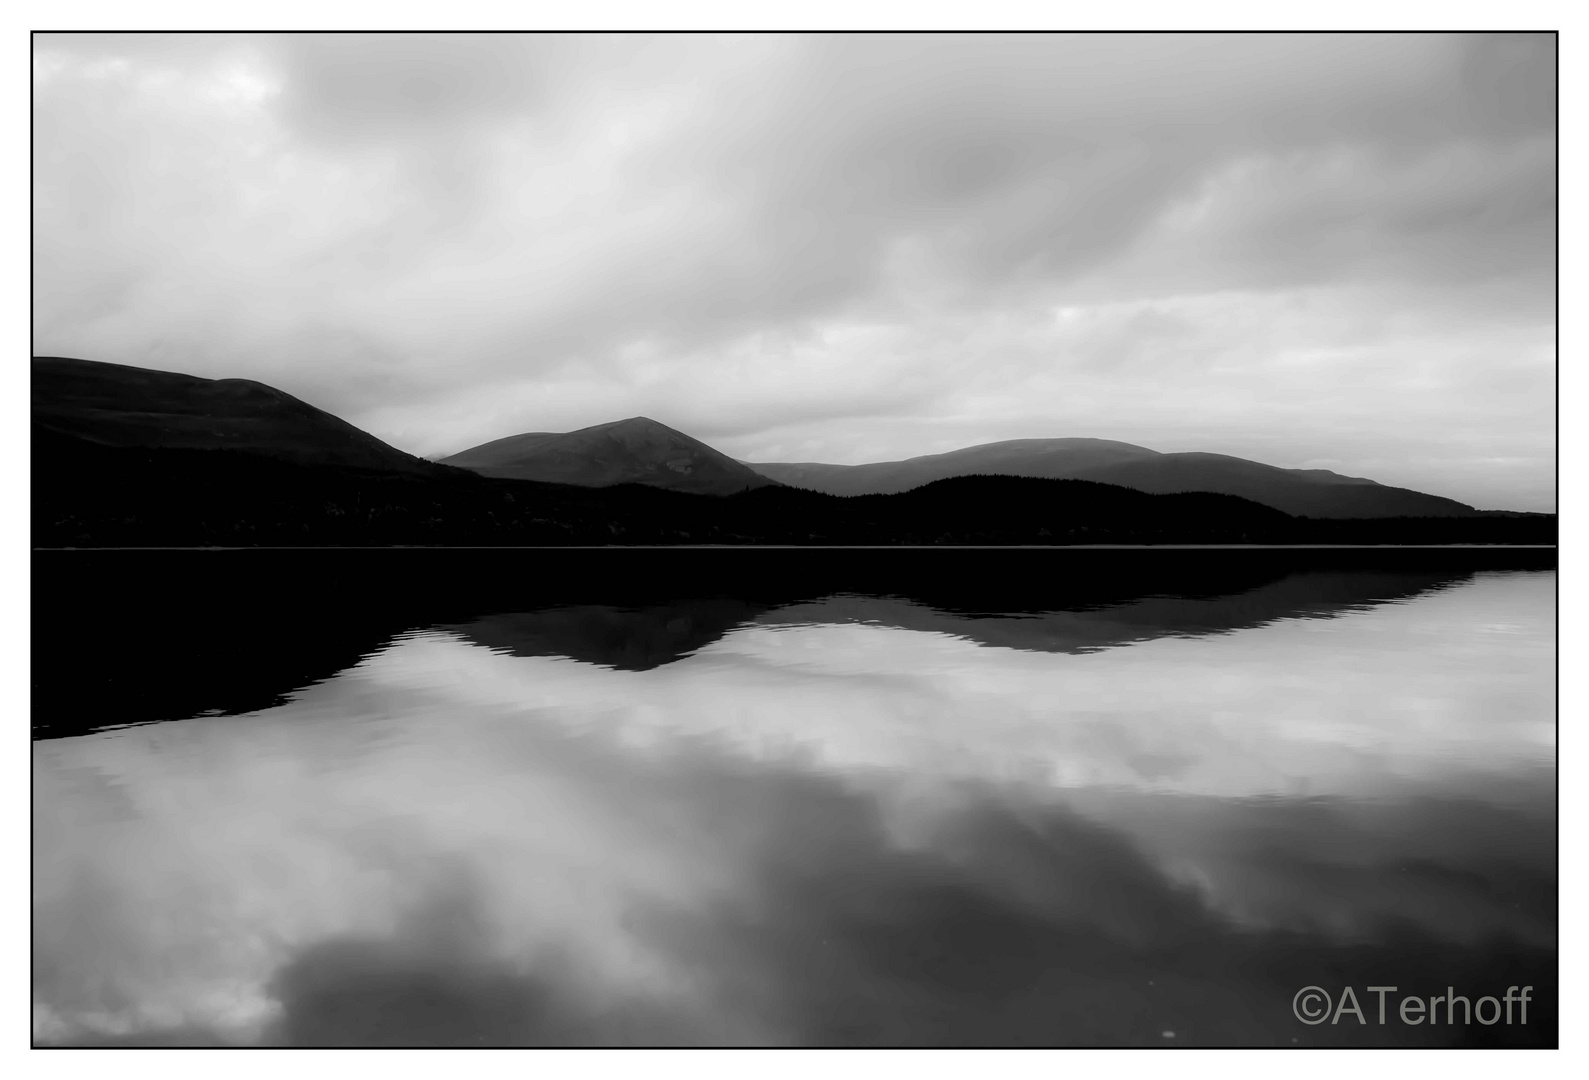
xmin=31 ymin=32 xmax=1557 ymax=510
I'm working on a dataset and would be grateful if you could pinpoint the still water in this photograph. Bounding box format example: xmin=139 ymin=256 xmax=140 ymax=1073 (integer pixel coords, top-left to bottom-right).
xmin=32 ymin=551 xmax=1556 ymax=1047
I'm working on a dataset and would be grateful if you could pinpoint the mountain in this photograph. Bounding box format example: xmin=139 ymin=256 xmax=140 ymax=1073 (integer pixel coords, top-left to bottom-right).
xmin=440 ymin=417 xmax=780 ymax=496
xmin=33 ymin=356 xmax=446 ymax=476
xmin=746 ymin=438 xmax=1478 ymax=518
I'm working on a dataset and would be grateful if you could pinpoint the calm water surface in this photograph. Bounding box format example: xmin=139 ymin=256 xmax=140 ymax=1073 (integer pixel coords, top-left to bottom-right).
xmin=32 ymin=552 xmax=1556 ymax=1047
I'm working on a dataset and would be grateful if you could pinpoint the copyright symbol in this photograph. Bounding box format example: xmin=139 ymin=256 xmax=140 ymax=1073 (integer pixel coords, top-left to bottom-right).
xmin=1293 ymin=986 xmax=1331 ymax=1025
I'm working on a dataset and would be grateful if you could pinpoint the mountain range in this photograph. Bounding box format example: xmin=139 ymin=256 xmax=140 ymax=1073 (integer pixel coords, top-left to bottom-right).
xmin=742 ymin=439 xmax=1476 ymax=518
xmin=32 ymin=356 xmax=1553 ymax=547
xmin=441 ymin=415 xmax=1479 ymax=519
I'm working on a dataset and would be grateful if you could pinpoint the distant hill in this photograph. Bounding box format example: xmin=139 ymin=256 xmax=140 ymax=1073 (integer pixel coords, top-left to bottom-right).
xmin=33 ymin=356 xmax=448 ymax=476
xmin=746 ymin=438 xmax=1478 ymax=518
xmin=441 ymin=417 xmax=781 ymax=496
xmin=748 ymin=438 xmax=1158 ymax=496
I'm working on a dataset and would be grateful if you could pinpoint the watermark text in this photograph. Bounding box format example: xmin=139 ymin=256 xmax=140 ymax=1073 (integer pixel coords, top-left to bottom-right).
xmin=1292 ymin=985 xmax=1534 ymax=1026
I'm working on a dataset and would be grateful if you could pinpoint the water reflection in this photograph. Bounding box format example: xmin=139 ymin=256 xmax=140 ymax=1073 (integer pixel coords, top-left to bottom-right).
xmin=444 ymin=600 xmax=771 ymax=671
xmin=32 ymin=554 xmax=1555 ymax=1047
xmin=33 ymin=549 xmax=1531 ymax=739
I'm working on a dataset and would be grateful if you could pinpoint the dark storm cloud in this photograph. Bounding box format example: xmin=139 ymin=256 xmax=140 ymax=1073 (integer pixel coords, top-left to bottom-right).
xmin=31 ymin=32 xmax=1555 ymax=508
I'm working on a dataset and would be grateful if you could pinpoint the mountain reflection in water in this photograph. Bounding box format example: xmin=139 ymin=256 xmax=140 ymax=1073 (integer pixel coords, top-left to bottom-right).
xmin=32 ymin=551 xmax=1556 ymax=1047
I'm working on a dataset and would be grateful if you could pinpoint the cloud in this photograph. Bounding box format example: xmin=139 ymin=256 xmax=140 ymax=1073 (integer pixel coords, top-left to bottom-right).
xmin=31 ymin=33 xmax=1555 ymax=508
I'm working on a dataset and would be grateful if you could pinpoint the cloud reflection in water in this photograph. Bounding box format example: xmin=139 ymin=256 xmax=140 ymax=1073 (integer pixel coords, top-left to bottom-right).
xmin=32 ymin=571 xmax=1555 ymax=1046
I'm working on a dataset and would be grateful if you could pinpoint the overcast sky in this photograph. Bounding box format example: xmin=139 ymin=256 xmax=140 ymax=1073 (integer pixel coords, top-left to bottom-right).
xmin=32 ymin=32 xmax=1556 ymax=510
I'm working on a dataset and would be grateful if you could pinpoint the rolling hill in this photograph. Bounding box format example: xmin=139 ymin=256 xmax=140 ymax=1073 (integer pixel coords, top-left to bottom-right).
xmin=33 ymin=355 xmax=448 ymax=476
xmin=440 ymin=417 xmax=780 ymax=495
xmin=745 ymin=438 xmax=1478 ymax=518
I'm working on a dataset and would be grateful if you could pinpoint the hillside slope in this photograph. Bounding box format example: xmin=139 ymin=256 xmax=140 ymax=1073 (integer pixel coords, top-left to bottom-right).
xmin=748 ymin=438 xmax=1158 ymax=496
xmin=33 ymin=355 xmax=445 ymax=476
xmin=1068 ymin=452 xmax=1473 ymax=518
xmin=441 ymin=417 xmax=780 ymax=496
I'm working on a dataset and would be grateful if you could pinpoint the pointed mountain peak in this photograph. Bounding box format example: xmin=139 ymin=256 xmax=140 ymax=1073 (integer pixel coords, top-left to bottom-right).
xmin=580 ymin=415 xmax=697 ymax=444
xmin=606 ymin=415 xmax=671 ymax=430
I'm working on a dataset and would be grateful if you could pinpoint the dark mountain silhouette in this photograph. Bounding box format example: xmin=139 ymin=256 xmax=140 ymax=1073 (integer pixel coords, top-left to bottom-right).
xmin=33 ymin=356 xmax=450 ymax=476
xmin=32 ymin=356 xmax=1552 ymax=547
xmin=441 ymin=417 xmax=779 ymax=495
xmin=747 ymin=438 xmax=1477 ymax=518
